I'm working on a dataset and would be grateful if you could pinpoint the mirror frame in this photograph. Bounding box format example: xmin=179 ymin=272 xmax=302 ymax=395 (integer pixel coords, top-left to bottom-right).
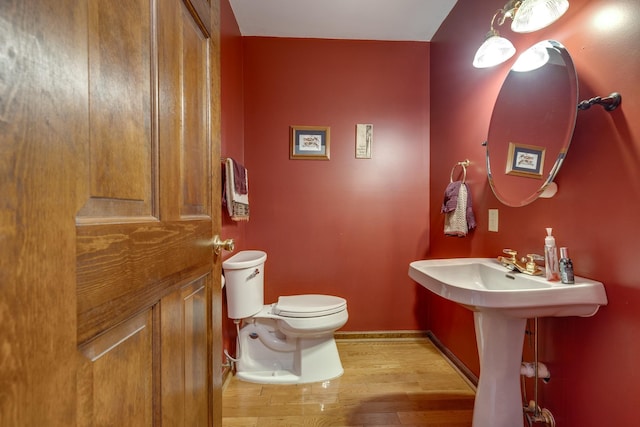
xmin=486 ymin=40 xmax=578 ymax=207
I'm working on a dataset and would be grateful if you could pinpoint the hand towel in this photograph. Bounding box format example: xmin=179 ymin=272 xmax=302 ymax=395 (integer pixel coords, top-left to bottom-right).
xmin=442 ymin=181 xmax=476 ymax=236
xmin=223 ymin=158 xmax=249 ymax=221
xmin=232 ymin=159 xmax=248 ymax=195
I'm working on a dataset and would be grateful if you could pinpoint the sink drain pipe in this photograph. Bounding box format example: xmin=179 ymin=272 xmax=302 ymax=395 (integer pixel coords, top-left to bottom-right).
xmin=523 ymin=317 xmax=556 ymax=427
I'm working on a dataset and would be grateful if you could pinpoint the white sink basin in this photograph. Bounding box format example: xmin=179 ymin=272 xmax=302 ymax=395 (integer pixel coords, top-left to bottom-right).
xmin=409 ymin=258 xmax=607 ymax=318
xmin=408 ymin=258 xmax=607 ymax=427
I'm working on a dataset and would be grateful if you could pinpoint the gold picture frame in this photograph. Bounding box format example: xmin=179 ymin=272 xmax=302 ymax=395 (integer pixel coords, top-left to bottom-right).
xmin=290 ymin=126 xmax=330 ymax=160
xmin=506 ymin=142 xmax=545 ymax=179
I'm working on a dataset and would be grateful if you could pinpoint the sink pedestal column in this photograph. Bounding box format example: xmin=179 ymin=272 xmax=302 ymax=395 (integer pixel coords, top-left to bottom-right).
xmin=472 ymin=311 xmax=526 ymax=427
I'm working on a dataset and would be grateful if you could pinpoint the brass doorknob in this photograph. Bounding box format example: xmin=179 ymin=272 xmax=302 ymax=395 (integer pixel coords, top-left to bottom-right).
xmin=212 ymin=235 xmax=235 ymax=255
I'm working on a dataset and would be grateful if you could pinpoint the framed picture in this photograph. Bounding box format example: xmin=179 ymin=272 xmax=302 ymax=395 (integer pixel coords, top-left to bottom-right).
xmin=506 ymin=142 xmax=545 ymax=179
xmin=355 ymin=124 xmax=373 ymax=159
xmin=290 ymin=126 xmax=330 ymax=160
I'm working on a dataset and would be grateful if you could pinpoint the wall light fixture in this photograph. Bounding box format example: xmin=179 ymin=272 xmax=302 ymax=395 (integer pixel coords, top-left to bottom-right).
xmin=473 ymin=0 xmax=569 ymax=69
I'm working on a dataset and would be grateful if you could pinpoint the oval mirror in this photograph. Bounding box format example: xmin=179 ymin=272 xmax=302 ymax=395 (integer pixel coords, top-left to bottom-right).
xmin=486 ymin=40 xmax=578 ymax=207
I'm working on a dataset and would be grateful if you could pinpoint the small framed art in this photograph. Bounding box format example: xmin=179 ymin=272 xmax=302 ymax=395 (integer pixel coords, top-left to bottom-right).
xmin=506 ymin=142 xmax=545 ymax=179
xmin=355 ymin=124 xmax=373 ymax=159
xmin=290 ymin=126 xmax=330 ymax=160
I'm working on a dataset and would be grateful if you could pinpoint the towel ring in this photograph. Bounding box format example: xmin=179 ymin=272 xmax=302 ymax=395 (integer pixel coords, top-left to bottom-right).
xmin=450 ymin=160 xmax=470 ymax=183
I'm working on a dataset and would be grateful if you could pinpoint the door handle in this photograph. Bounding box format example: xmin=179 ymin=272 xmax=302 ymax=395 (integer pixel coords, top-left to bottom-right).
xmin=212 ymin=235 xmax=235 ymax=255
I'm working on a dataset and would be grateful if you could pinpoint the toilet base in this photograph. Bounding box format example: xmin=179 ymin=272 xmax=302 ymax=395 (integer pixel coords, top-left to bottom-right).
xmin=236 ymin=367 xmax=343 ymax=385
xmin=235 ymin=320 xmax=344 ymax=384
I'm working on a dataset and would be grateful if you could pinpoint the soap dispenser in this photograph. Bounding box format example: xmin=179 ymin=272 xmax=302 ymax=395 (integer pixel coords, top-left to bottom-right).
xmin=544 ymin=228 xmax=560 ymax=281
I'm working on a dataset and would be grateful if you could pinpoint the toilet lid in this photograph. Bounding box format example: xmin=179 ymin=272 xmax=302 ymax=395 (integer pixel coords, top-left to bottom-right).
xmin=274 ymin=294 xmax=347 ymax=318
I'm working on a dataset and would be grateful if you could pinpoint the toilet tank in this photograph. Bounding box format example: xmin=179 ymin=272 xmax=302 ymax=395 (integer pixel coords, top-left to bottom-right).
xmin=222 ymin=250 xmax=267 ymax=319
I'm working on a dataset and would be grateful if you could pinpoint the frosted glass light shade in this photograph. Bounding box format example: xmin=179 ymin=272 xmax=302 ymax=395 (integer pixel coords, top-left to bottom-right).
xmin=511 ymin=0 xmax=569 ymax=33
xmin=473 ymin=34 xmax=516 ymax=68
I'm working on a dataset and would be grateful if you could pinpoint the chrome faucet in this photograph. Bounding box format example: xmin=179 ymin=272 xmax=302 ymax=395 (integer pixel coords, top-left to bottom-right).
xmin=497 ymin=249 xmax=543 ymax=275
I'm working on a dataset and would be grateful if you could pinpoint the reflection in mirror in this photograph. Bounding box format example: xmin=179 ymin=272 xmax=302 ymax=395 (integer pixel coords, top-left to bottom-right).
xmin=486 ymin=40 xmax=578 ymax=207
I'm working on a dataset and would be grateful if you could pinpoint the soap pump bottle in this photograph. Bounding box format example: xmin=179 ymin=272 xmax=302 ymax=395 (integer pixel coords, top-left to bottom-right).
xmin=559 ymin=247 xmax=575 ymax=284
xmin=544 ymin=228 xmax=560 ymax=281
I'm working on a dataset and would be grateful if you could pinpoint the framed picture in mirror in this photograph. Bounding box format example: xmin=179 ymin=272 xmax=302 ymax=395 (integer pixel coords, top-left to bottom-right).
xmin=506 ymin=142 xmax=545 ymax=179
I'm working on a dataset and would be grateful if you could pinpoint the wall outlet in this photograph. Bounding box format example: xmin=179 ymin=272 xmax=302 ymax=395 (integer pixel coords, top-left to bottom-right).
xmin=488 ymin=209 xmax=499 ymax=232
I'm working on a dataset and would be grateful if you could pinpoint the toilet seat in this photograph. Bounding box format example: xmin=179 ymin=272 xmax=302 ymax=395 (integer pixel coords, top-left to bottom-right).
xmin=273 ymin=294 xmax=347 ymax=318
xmin=251 ymin=295 xmax=349 ymax=340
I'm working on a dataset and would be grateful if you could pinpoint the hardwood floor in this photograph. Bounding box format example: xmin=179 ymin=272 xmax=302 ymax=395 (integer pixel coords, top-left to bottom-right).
xmin=222 ymin=338 xmax=476 ymax=426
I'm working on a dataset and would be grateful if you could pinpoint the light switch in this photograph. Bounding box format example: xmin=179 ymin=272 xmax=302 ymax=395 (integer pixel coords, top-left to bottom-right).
xmin=488 ymin=209 xmax=499 ymax=232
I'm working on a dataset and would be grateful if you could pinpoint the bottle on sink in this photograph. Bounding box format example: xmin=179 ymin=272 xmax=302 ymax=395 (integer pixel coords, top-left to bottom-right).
xmin=559 ymin=247 xmax=575 ymax=284
xmin=544 ymin=228 xmax=560 ymax=281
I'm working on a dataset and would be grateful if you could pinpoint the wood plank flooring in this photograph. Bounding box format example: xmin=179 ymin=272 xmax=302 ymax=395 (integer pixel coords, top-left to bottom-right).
xmin=222 ymin=338 xmax=476 ymax=426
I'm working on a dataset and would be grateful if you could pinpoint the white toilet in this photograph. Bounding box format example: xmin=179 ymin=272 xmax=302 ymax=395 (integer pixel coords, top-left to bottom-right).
xmin=222 ymin=250 xmax=348 ymax=384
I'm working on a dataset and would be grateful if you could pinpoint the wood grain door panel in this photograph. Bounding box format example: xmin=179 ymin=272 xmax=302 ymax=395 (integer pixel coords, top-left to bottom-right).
xmin=79 ymin=0 xmax=155 ymax=220
xmin=161 ymin=277 xmax=209 ymax=426
xmin=78 ymin=309 xmax=155 ymax=426
xmin=75 ymin=0 xmax=219 ymax=425
xmin=180 ymin=3 xmax=211 ymax=217
xmin=0 ymin=0 xmax=221 ymax=424
xmin=76 ymin=220 xmax=212 ymax=344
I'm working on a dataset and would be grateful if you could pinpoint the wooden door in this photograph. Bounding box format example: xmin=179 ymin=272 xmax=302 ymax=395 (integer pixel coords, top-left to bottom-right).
xmin=0 ymin=0 xmax=222 ymax=425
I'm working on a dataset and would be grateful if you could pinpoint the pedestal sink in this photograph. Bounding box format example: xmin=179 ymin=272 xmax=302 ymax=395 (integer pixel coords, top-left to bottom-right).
xmin=408 ymin=258 xmax=607 ymax=427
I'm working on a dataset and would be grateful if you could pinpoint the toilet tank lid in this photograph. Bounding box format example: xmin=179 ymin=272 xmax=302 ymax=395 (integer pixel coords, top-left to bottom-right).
xmin=222 ymin=250 xmax=267 ymax=270
xmin=274 ymin=294 xmax=346 ymax=317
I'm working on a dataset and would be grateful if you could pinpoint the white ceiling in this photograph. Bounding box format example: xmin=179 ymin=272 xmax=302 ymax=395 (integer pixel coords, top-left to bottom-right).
xmin=228 ymin=0 xmax=459 ymax=42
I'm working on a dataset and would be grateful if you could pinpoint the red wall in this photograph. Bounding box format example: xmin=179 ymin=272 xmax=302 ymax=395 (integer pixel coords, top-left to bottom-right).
xmin=240 ymin=37 xmax=432 ymax=332
xmin=221 ymin=0 xmax=640 ymax=423
xmin=220 ymin=0 xmax=246 ymax=246
xmin=430 ymin=0 xmax=640 ymax=425
xmin=219 ymin=0 xmax=245 ymax=357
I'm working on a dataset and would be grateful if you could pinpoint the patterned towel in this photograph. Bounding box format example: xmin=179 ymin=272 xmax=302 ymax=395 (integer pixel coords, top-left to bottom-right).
xmin=223 ymin=158 xmax=249 ymax=221
xmin=442 ymin=181 xmax=475 ymax=237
